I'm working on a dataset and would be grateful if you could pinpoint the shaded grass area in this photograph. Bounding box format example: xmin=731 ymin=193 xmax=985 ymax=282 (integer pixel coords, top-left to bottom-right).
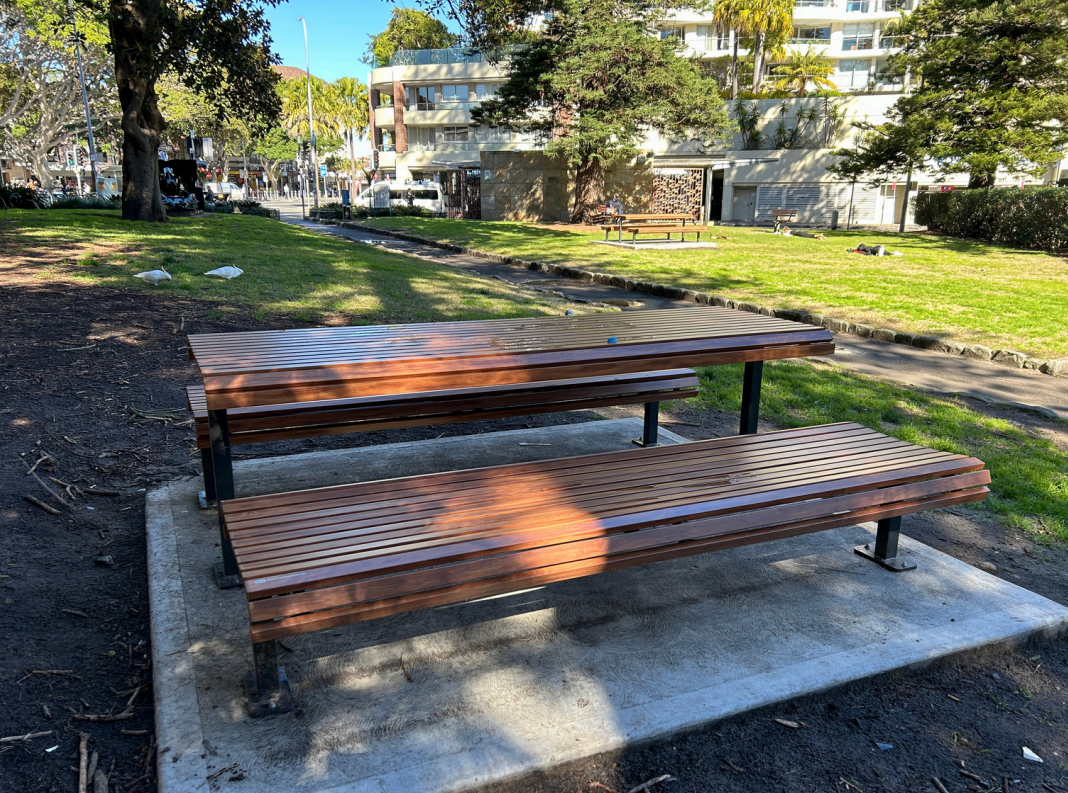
xmin=361 ymin=217 xmax=1068 ymax=359
xmin=0 ymin=210 xmax=591 ymax=324
xmin=698 ymin=359 xmax=1068 ymax=542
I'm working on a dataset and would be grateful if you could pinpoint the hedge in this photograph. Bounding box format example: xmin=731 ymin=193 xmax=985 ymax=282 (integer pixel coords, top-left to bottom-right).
xmin=914 ymin=187 xmax=1068 ymax=253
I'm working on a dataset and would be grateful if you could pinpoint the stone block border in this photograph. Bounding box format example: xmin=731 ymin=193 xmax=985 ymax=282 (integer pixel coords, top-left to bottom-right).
xmin=323 ymin=219 xmax=1066 ymax=379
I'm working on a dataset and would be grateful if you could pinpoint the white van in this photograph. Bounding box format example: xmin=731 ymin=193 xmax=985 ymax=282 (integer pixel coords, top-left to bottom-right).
xmin=205 ymin=182 xmax=246 ymax=201
xmin=354 ymin=181 xmax=442 ymax=214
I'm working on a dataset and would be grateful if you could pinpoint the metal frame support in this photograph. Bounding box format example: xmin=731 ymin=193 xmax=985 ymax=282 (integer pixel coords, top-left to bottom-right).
xmin=854 ymin=516 xmax=917 ymax=572
xmin=632 ymin=401 xmax=660 ymax=448
xmin=244 ymin=640 xmax=294 ymax=717
xmin=740 ymin=360 xmax=763 ymax=435
xmin=208 ymin=408 xmax=242 ymax=589
xmin=198 ymin=448 xmax=216 ymax=509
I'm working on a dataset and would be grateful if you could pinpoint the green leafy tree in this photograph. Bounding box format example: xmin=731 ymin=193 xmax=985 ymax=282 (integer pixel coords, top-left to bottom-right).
xmin=364 ymin=7 xmax=457 ymax=67
xmin=253 ymin=125 xmax=297 ymax=189
xmin=772 ymin=46 xmax=836 ymax=97
xmin=472 ymin=0 xmax=733 ymax=223
xmin=80 ymin=0 xmax=282 ymax=221
xmin=831 ymin=0 xmax=1068 ymax=188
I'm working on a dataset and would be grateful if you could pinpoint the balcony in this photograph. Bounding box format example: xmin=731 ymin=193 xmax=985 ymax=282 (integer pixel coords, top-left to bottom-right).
xmin=381 ymin=45 xmax=524 ymax=68
xmin=685 ymin=37 xmax=733 ymax=55
xmin=374 ymin=106 xmax=394 ymax=128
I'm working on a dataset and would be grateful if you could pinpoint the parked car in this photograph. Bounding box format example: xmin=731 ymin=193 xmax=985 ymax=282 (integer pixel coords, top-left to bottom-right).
xmin=205 ymin=182 xmax=245 ymax=201
xmin=353 ymin=181 xmax=442 ymax=214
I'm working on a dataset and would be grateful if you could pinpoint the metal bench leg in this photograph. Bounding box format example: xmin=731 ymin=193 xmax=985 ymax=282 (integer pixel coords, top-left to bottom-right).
xmin=632 ymin=401 xmax=660 ymax=447
xmin=244 ymin=639 xmax=294 ymax=717
xmin=855 ymin=516 xmax=916 ymax=571
xmin=198 ymin=448 xmax=216 ymax=509
xmin=739 ymin=361 xmax=763 ymax=435
xmin=208 ymin=408 xmax=242 ymax=589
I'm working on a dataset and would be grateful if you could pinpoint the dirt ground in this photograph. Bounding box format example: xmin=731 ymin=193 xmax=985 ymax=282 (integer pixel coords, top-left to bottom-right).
xmin=2 ymin=280 xmax=1068 ymax=793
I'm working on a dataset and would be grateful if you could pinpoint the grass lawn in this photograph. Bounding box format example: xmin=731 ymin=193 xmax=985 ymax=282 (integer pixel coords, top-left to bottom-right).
xmin=697 ymin=359 xmax=1068 ymax=543
xmin=361 ymin=217 xmax=1068 ymax=360
xmin=0 ymin=210 xmax=594 ymax=324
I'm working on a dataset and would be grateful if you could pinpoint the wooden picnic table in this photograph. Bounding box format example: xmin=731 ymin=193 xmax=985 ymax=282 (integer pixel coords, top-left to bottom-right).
xmin=601 ymin=213 xmax=696 ymax=240
xmin=187 ymin=307 xmax=834 ymax=586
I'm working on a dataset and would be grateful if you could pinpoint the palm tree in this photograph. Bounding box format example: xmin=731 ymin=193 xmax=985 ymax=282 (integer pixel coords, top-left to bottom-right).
xmin=328 ymin=77 xmax=369 ymax=193
xmin=773 ymin=46 xmax=837 ymax=97
xmin=713 ymin=0 xmax=794 ymax=96
xmin=713 ymin=0 xmax=747 ymax=99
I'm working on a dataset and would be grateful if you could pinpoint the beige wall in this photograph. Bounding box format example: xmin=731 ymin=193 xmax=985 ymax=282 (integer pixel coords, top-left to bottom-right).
xmin=479 ymin=152 xmax=653 ymax=222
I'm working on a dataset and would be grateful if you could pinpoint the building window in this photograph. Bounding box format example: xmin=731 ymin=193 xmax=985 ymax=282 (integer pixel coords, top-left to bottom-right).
xmin=837 ymin=58 xmax=872 ymax=88
xmin=409 ymin=86 xmax=436 ymax=110
xmin=660 ymin=27 xmax=685 ymax=40
xmin=442 ymin=126 xmax=469 ymax=142
xmin=475 ymin=83 xmax=499 ymax=100
xmin=441 ymin=84 xmax=469 ymax=104
xmin=845 ymin=0 xmax=871 ymax=11
xmin=793 ymin=25 xmax=831 ymax=41
xmin=842 ymin=23 xmax=875 ymax=50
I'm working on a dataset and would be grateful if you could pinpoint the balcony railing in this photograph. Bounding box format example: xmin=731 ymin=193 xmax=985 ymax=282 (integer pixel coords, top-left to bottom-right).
xmin=842 ymin=38 xmax=875 ymax=50
xmin=407 ymin=100 xmax=482 ymax=112
xmin=685 ymin=36 xmax=732 ymax=53
xmin=383 ymin=45 xmax=524 ymax=68
xmin=788 ymin=37 xmax=831 ymax=45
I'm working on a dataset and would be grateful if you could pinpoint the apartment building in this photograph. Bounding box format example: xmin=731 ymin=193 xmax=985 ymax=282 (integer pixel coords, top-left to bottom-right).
xmin=367 ymin=3 xmax=1046 ymax=225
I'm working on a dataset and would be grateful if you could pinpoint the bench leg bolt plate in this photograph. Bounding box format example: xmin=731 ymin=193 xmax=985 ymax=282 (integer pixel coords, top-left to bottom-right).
xmin=854 ymin=544 xmax=917 ymax=572
xmin=244 ymin=668 xmax=294 ymax=718
xmin=213 ymin=560 xmax=243 ymax=590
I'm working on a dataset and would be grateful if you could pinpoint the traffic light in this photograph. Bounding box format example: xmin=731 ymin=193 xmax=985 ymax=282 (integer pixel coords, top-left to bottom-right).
xmin=372 ymin=149 xmax=379 ymax=171
xmin=66 ymin=151 xmax=75 ymax=168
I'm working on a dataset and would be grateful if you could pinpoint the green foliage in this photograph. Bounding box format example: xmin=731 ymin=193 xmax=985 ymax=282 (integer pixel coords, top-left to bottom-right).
xmin=253 ymin=125 xmax=297 ymax=161
xmin=0 ymin=184 xmax=44 ymax=208
xmin=830 ymin=0 xmax=1068 ymax=187
xmin=771 ymin=46 xmax=836 ymax=97
xmin=364 ymin=7 xmax=458 ymax=66
xmin=713 ymin=0 xmax=794 ymax=92
xmin=915 ymin=187 xmax=1068 ymax=253
xmin=471 ymin=0 xmax=732 ymax=220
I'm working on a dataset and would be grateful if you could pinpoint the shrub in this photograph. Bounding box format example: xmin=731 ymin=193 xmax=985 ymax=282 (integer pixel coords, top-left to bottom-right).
xmin=237 ymin=206 xmax=280 ymax=219
xmin=231 ymin=199 xmax=262 ymax=209
xmin=915 ymin=187 xmax=1068 ymax=253
xmin=0 ymin=184 xmax=47 ymax=209
xmin=204 ymin=202 xmax=235 ymax=214
xmin=49 ymin=194 xmax=120 ymax=210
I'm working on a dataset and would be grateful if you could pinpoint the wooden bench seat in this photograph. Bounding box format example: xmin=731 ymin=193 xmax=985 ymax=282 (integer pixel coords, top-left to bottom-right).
xmin=603 ymin=224 xmax=709 ymax=243
xmin=221 ymin=421 xmax=990 ymax=716
xmin=188 ymin=370 xmax=700 ymax=501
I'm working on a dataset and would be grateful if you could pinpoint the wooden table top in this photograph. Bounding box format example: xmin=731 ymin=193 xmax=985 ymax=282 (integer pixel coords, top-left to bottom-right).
xmin=188 ymin=307 xmax=834 ymax=410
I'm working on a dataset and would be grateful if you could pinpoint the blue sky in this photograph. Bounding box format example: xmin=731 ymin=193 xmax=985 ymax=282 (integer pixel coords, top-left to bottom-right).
xmin=264 ymin=0 xmax=458 ymax=83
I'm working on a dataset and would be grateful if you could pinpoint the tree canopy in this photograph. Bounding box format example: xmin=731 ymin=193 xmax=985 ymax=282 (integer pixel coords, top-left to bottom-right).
xmin=471 ymin=0 xmax=733 ymax=222
xmin=364 ymin=7 xmax=457 ymax=66
xmin=829 ymin=0 xmax=1068 ymax=188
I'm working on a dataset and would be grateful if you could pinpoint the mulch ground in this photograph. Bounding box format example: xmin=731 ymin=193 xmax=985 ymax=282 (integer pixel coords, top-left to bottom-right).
xmin=2 ymin=280 xmax=1067 ymax=793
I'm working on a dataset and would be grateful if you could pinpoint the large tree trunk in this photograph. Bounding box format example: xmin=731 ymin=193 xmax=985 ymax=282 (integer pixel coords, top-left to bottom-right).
xmin=967 ymin=170 xmax=996 ymax=189
xmin=751 ymin=31 xmax=765 ymax=93
xmin=571 ymin=155 xmax=605 ymax=224
xmin=731 ymin=34 xmax=739 ymax=100
xmin=110 ymin=0 xmax=167 ymax=222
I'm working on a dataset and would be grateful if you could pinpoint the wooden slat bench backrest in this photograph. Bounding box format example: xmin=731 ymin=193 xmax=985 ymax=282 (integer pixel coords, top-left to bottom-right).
xmin=187 ymin=308 xmax=834 ymax=410
xmin=187 ymin=370 xmax=700 ymax=448
xmin=222 ymin=421 xmax=990 ymax=643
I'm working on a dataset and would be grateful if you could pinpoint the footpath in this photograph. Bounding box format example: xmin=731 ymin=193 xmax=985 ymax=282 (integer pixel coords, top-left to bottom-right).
xmin=273 ymin=203 xmax=1066 ymax=421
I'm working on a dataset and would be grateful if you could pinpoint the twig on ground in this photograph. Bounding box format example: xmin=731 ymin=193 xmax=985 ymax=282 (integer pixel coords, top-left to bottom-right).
xmin=24 ymin=453 xmax=56 ymax=475
xmin=205 ymin=764 xmax=238 ymax=782
xmin=0 ymin=730 xmax=52 ymax=743
xmin=119 ymin=730 xmax=149 ymax=736
xmin=625 ymin=775 xmax=675 ymax=793
xmin=87 ymin=751 xmax=98 ymax=786
xmin=74 ymin=712 xmax=135 ymax=723
xmin=839 ymin=778 xmax=863 ymax=792
xmin=78 ymin=733 xmax=89 ymax=793
xmin=589 ymin=783 xmax=617 ymax=793
xmin=16 ymin=669 xmax=72 ymax=683
xmin=719 ymin=757 xmax=745 ymax=773
xmin=960 ymin=770 xmax=983 ymax=782
xmin=82 ymin=488 xmax=120 ymax=497
xmin=61 ymin=609 xmax=88 ymax=618
xmin=931 ymin=777 xmax=950 ymax=793
xmin=24 ymin=495 xmax=62 ymax=515
xmin=30 ymin=471 xmax=70 ymax=506
xmin=123 ymin=773 xmax=151 ymax=789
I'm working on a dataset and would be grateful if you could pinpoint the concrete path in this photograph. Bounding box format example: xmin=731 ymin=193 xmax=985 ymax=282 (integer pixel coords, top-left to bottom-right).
xmin=271 ymin=201 xmax=1066 ymax=420
xmin=149 ymin=419 xmax=1068 ymax=793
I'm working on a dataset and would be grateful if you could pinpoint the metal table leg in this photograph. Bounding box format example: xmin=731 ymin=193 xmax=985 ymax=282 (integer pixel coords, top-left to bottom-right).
xmin=739 ymin=360 xmax=763 ymax=435
xmin=208 ymin=408 xmax=242 ymax=589
xmin=244 ymin=639 xmax=294 ymax=717
xmin=198 ymin=448 xmax=216 ymax=509
xmin=632 ymin=401 xmax=660 ymax=447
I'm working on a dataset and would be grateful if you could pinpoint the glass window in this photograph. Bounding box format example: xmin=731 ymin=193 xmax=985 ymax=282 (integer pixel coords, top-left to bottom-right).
xmin=842 ymin=23 xmax=875 ymax=50
xmin=793 ymin=25 xmax=830 ymax=40
xmin=475 ymin=83 xmax=499 ymax=100
xmin=846 ymin=0 xmax=870 ymax=10
xmin=660 ymin=27 xmax=684 ymax=39
xmin=837 ymin=58 xmax=872 ymax=88
xmin=411 ymin=86 xmax=436 ymax=110
xmin=442 ymin=126 xmax=469 ymax=142
xmin=441 ymin=84 xmax=469 ymax=103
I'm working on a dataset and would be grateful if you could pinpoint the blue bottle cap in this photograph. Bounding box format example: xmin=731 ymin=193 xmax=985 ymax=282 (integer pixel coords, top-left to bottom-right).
xmin=607 ymin=337 xmax=617 ymax=344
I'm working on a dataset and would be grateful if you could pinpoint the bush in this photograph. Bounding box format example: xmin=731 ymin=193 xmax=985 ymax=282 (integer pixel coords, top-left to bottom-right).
xmin=237 ymin=206 xmax=280 ymax=219
xmin=915 ymin=187 xmax=1068 ymax=252
xmin=49 ymin=194 xmax=120 ymax=210
xmin=0 ymin=184 xmax=47 ymax=209
xmin=204 ymin=202 xmax=235 ymax=214
xmin=231 ymin=199 xmax=262 ymax=209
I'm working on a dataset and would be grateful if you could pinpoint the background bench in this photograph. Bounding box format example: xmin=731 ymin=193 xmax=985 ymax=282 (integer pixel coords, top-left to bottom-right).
xmin=221 ymin=421 xmax=990 ymax=716
xmin=188 ymin=369 xmax=700 ymax=502
xmin=771 ymin=208 xmax=798 ymax=232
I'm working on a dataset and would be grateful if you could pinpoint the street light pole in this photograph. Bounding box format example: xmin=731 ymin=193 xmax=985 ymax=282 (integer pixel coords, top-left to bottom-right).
xmin=69 ymin=0 xmax=98 ymax=193
xmin=298 ymin=17 xmax=320 ymax=210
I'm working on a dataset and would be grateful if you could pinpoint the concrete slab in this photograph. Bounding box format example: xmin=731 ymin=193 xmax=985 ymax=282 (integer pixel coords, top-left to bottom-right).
xmin=150 ymin=418 xmax=1068 ymax=793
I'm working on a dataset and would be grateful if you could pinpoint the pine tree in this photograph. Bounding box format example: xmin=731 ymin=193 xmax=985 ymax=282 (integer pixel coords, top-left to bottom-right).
xmin=471 ymin=0 xmax=733 ymax=223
